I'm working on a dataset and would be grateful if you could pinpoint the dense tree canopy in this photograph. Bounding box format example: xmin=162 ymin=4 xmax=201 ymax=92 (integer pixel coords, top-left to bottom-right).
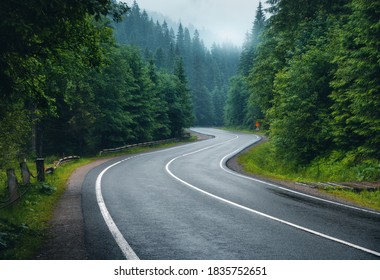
xmin=114 ymin=1 xmax=240 ymax=126
xmin=0 ymin=0 xmax=128 ymax=164
xmin=225 ymin=2 xmax=266 ymax=129
xmin=228 ymin=0 xmax=379 ymax=174
xmin=2 ymin=0 xmax=378 ymax=180
xmin=0 ymin=0 xmax=195 ymax=165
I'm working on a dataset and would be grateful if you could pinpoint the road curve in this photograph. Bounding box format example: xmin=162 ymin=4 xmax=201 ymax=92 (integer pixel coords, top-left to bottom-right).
xmin=82 ymin=128 xmax=380 ymax=260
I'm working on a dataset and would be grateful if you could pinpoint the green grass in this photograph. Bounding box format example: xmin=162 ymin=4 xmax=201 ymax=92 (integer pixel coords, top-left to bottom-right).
xmin=0 ymin=137 xmax=195 ymax=259
xmin=321 ymin=188 xmax=380 ymax=211
xmin=238 ymin=141 xmax=296 ymax=181
xmin=0 ymin=158 xmax=91 ymax=259
xmin=238 ymin=140 xmax=380 ymax=211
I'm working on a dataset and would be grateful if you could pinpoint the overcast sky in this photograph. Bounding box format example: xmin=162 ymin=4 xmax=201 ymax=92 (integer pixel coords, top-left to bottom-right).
xmin=123 ymin=0 xmax=266 ymax=47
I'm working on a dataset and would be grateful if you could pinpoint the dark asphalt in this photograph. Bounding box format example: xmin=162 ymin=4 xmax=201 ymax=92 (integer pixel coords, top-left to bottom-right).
xmin=82 ymin=128 xmax=380 ymax=260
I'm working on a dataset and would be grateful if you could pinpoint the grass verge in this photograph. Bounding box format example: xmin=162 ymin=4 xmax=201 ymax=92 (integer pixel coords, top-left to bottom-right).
xmin=0 ymin=137 xmax=196 ymax=259
xmin=238 ymin=139 xmax=380 ymax=211
xmin=0 ymin=159 xmax=91 ymax=259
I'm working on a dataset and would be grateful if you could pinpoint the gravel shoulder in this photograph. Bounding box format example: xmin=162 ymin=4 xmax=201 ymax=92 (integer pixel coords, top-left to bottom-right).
xmin=35 ymin=133 xmax=212 ymax=259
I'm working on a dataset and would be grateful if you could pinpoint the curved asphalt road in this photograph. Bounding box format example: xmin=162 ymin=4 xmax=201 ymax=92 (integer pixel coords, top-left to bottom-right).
xmin=82 ymin=128 xmax=380 ymax=260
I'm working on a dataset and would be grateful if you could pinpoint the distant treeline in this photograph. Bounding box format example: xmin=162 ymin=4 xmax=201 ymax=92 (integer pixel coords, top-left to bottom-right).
xmin=114 ymin=1 xmax=241 ymax=126
xmin=225 ymin=0 xmax=380 ymax=172
xmin=0 ymin=1 xmax=193 ymax=164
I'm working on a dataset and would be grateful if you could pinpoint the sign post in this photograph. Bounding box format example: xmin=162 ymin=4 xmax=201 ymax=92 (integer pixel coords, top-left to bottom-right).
xmin=255 ymin=121 xmax=260 ymax=131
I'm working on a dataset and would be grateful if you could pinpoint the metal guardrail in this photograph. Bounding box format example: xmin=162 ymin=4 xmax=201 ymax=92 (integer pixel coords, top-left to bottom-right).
xmin=99 ymin=138 xmax=178 ymax=155
xmin=295 ymin=181 xmax=379 ymax=192
xmin=1 ymin=138 xmax=179 ymax=208
xmin=56 ymin=156 xmax=81 ymax=166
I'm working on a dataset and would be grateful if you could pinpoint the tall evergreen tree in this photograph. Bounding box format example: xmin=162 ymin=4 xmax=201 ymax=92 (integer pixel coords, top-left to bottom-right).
xmin=113 ymin=1 xmax=240 ymax=127
xmin=330 ymin=0 xmax=380 ymax=159
xmin=227 ymin=1 xmax=267 ymax=128
xmin=0 ymin=0 xmax=128 ymax=159
xmin=239 ymin=1 xmax=266 ymax=75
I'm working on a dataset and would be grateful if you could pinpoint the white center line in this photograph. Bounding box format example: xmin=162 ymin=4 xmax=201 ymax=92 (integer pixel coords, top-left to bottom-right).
xmin=95 ymin=133 xmax=228 ymax=259
xmin=165 ymin=135 xmax=380 ymax=258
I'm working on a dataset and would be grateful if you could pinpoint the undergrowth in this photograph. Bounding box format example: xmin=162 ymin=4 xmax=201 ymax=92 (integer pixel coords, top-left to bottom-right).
xmin=238 ymin=140 xmax=380 ymax=211
xmin=0 ymin=159 xmax=90 ymax=259
xmin=238 ymin=141 xmax=380 ymax=182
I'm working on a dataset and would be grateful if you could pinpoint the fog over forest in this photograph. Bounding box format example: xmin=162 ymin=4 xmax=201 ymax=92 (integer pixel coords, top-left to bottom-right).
xmin=1 ymin=0 xmax=379 ymax=184
xmin=124 ymin=0 xmax=266 ymax=47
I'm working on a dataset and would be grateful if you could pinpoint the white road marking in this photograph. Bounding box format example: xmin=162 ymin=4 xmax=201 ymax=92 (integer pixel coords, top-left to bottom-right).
xmin=94 ymin=132 xmax=229 ymax=259
xmin=219 ymin=142 xmax=380 ymax=216
xmin=96 ymin=157 xmax=140 ymax=260
xmin=199 ymin=130 xmax=379 ymax=216
xmin=95 ymin=128 xmax=379 ymax=259
xmin=165 ymin=135 xmax=380 ymax=258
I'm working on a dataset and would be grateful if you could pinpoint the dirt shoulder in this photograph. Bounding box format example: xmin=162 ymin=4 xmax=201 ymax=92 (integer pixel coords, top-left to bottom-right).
xmin=35 ymin=132 xmax=212 ymax=259
xmin=35 ymin=158 xmax=111 ymax=259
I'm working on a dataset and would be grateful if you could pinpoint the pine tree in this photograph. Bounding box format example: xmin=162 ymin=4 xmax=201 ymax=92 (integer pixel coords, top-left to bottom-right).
xmin=331 ymin=0 xmax=380 ymax=159
xmin=239 ymin=1 xmax=266 ymax=75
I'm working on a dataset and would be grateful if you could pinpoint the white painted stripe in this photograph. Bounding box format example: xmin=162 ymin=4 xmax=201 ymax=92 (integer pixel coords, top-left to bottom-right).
xmin=96 ymin=157 xmax=140 ymax=260
xmin=219 ymin=145 xmax=380 ymax=216
xmin=165 ymin=139 xmax=380 ymax=258
xmin=96 ymin=128 xmax=379 ymax=259
xmin=94 ymin=132 xmax=233 ymax=259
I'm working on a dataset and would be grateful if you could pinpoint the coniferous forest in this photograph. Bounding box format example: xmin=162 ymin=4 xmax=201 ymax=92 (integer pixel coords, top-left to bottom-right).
xmin=0 ymin=0 xmax=379 ymax=180
xmin=114 ymin=1 xmax=241 ymax=127
xmin=0 ymin=0 xmax=240 ymax=164
xmin=0 ymin=0 xmax=197 ymax=162
xmin=225 ymin=0 xmax=380 ymax=178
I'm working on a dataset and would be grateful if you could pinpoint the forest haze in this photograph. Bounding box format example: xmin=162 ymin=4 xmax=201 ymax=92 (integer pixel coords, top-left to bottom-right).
xmin=0 ymin=0 xmax=379 ymax=181
xmin=114 ymin=1 xmax=241 ymax=126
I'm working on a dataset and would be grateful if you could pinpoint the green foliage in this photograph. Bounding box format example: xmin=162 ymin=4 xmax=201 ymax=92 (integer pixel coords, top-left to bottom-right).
xmin=36 ymin=183 xmax=56 ymax=196
xmin=235 ymin=0 xmax=379 ymax=176
xmin=269 ymin=43 xmax=334 ymax=164
xmin=0 ymin=219 xmax=40 ymax=259
xmin=224 ymin=76 xmax=250 ymax=127
xmin=0 ymin=158 xmax=92 ymax=259
xmin=239 ymin=141 xmax=380 ymax=183
xmin=239 ymin=1 xmax=266 ymax=76
xmin=225 ymin=3 xmax=268 ymax=129
xmin=238 ymin=141 xmax=310 ymax=181
xmin=114 ymin=1 xmax=240 ymax=126
xmin=1 ymin=0 xmax=195 ymax=165
xmin=322 ymin=189 xmax=380 ymax=211
xmin=330 ymin=0 xmax=380 ymax=159
xmin=0 ymin=1 xmax=129 ymax=162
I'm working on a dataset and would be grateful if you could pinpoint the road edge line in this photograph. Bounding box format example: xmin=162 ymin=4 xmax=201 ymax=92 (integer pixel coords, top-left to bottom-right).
xmin=96 ymin=157 xmax=140 ymax=260
xmin=220 ymin=146 xmax=380 ymax=216
xmin=94 ymin=130 xmax=219 ymax=259
xmin=165 ymin=137 xmax=380 ymax=258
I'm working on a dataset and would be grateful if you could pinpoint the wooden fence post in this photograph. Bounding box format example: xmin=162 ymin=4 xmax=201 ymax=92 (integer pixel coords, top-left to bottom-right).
xmin=36 ymin=158 xmax=45 ymax=182
xmin=7 ymin=169 xmax=18 ymax=203
xmin=20 ymin=161 xmax=31 ymax=185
